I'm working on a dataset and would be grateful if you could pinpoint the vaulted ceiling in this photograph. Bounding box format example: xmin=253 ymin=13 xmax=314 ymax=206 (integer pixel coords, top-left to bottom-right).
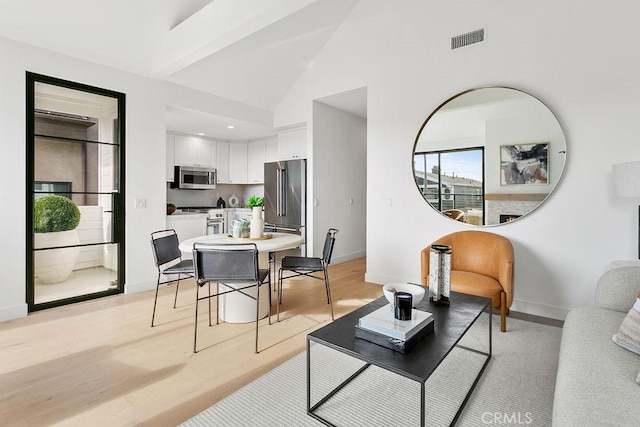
xmin=0 ymin=0 xmax=364 ymax=139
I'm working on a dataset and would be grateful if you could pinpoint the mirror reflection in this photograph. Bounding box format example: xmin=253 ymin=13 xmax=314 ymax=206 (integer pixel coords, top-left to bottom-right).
xmin=413 ymin=87 xmax=566 ymax=226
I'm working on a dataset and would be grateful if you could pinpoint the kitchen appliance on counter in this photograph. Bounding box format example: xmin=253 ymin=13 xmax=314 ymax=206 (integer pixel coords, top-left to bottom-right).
xmin=264 ymin=159 xmax=306 ymax=257
xmin=170 ymin=166 xmax=216 ymax=190
xmin=178 ymin=207 xmax=225 ymax=235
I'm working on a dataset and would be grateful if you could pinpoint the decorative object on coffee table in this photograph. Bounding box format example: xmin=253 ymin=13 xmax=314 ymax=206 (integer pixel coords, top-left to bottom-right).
xmin=429 ymin=244 xmax=451 ymax=305
xmin=394 ymin=292 xmax=413 ymax=320
xmin=383 ymin=283 xmax=425 ymax=307
xmin=355 ymin=302 xmax=434 ymax=354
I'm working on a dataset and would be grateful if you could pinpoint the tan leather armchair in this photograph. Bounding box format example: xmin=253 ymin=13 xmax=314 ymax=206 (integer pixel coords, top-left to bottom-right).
xmin=421 ymin=230 xmax=514 ymax=332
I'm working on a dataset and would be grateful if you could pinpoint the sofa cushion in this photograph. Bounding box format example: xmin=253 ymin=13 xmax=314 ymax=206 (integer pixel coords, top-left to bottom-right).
xmin=612 ymin=291 xmax=640 ymax=355
xmin=595 ymin=266 xmax=640 ymax=312
xmin=552 ymin=306 xmax=640 ymax=426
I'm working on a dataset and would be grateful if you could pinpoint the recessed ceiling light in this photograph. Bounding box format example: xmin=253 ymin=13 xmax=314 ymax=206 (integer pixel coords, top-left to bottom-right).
xmin=227 ymin=125 xmax=235 ymax=129
xmin=197 ymin=132 xmax=205 ymax=136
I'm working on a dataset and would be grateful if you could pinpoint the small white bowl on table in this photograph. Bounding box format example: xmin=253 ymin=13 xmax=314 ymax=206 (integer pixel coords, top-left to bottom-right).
xmin=383 ymin=283 xmax=426 ymax=308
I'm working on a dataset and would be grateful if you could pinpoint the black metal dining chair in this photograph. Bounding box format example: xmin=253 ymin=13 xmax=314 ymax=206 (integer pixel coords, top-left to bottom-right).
xmin=277 ymin=228 xmax=338 ymax=321
xmin=150 ymin=229 xmax=194 ymax=327
xmin=192 ymin=242 xmax=271 ymax=353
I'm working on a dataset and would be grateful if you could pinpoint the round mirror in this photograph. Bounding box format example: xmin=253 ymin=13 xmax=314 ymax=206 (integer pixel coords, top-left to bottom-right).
xmin=413 ymin=87 xmax=566 ymax=226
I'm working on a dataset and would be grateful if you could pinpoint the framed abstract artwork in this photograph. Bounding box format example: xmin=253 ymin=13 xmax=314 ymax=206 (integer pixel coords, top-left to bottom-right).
xmin=500 ymin=142 xmax=549 ymax=185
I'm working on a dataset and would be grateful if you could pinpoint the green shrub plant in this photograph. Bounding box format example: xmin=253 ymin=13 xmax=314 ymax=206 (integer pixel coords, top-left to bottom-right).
xmin=34 ymin=195 xmax=81 ymax=233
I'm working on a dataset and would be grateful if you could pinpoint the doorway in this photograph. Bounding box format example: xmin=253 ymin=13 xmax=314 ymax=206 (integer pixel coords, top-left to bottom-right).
xmin=26 ymin=73 xmax=125 ymax=311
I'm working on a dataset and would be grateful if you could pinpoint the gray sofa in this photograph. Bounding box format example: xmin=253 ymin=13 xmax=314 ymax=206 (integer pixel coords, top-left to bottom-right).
xmin=552 ymin=266 xmax=640 ymax=426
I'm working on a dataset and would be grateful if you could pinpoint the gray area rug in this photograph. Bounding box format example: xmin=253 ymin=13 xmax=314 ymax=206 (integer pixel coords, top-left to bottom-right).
xmin=182 ymin=314 xmax=562 ymax=426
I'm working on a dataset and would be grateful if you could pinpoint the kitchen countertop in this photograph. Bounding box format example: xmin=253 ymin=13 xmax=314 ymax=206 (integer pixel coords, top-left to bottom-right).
xmin=167 ymin=207 xmax=251 ymax=218
xmin=166 ymin=212 xmax=208 ymax=218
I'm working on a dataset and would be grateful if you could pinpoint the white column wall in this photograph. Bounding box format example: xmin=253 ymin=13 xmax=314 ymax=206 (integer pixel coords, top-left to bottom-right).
xmin=312 ymin=101 xmax=367 ymax=263
xmin=274 ymin=0 xmax=640 ymax=319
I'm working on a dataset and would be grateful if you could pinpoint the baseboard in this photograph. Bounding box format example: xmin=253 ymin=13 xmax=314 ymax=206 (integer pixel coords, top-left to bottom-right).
xmin=0 ymin=303 xmax=28 ymax=323
xmin=510 ymin=298 xmax=570 ymax=321
xmin=332 ymin=250 xmax=366 ymax=265
xmin=509 ymin=310 xmax=564 ymax=328
xmin=125 ymin=280 xmax=156 ymax=295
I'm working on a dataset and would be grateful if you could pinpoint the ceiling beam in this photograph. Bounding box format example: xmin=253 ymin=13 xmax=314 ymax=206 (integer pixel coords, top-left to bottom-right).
xmin=153 ymin=0 xmax=324 ymax=77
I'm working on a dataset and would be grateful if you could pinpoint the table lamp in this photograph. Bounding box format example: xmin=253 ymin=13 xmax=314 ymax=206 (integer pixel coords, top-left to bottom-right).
xmin=613 ymin=161 xmax=640 ymax=259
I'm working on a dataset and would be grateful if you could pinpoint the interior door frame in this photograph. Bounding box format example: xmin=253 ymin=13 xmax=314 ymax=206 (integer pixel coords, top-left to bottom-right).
xmin=25 ymin=72 xmax=126 ymax=312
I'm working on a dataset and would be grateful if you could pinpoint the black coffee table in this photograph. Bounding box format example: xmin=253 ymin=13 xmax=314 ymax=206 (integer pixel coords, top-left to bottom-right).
xmin=306 ymin=288 xmax=491 ymax=426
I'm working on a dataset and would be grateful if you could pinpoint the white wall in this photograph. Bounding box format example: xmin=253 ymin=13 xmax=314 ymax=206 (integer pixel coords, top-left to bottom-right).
xmin=275 ymin=0 xmax=640 ymax=320
xmin=0 ymin=36 xmax=167 ymax=320
xmin=312 ymin=101 xmax=367 ymax=262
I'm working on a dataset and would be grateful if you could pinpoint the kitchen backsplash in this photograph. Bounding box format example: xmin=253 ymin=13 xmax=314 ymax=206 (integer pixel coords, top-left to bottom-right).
xmin=167 ymin=183 xmax=264 ymax=208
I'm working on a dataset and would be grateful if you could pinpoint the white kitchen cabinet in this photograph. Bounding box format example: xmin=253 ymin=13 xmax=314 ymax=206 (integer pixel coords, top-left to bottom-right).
xmin=216 ymin=140 xmax=230 ymax=183
xmin=277 ymin=127 xmax=307 ymax=160
xmin=166 ymin=133 xmax=175 ymax=182
xmin=174 ymin=134 xmax=216 ymax=168
xmin=229 ymin=142 xmax=248 ymax=183
xmin=166 ymin=214 xmax=207 ymax=244
xmin=247 ymin=139 xmax=265 ymax=183
xmin=264 ymin=136 xmax=278 ymax=163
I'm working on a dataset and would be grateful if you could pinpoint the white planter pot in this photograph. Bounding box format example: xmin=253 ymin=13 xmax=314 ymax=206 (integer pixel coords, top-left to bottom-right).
xmin=34 ymin=230 xmax=80 ymax=284
xmin=250 ymin=207 xmax=264 ymax=238
xmin=252 ymin=206 xmax=263 ymax=219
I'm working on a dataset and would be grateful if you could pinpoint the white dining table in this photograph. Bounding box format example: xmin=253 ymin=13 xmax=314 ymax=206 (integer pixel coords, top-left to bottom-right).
xmin=178 ymin=232 xmax=304 ymax=323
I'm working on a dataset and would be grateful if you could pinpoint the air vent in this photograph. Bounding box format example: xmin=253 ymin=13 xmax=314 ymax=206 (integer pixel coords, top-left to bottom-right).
xmin=451 ymin=28 xmax=485 ymax=50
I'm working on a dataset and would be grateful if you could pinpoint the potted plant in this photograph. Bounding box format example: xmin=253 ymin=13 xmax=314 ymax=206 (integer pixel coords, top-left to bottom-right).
xmin=246 ymin=195 xmax=264 ymax=209
xmin=167 ymin=203 xmax=176 ymax=215
xmin=246 ymin=195 xmax=264 ymax=218
xmin=34 ymin=195 xmax=81 ymax=284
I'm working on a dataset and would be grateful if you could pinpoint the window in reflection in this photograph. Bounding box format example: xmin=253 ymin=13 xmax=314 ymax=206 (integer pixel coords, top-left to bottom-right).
xmin=414 ymin=147 xmax=484 ymax=224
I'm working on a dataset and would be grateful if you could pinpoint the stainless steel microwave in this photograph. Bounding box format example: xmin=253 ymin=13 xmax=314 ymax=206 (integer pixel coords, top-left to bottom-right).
xmin=171 ymin=166 xmax=217 ymax=190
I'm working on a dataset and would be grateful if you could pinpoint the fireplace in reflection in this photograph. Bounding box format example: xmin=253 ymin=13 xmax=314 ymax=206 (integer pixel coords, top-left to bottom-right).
xmin=500 ymin=214 xmax=521 ymax=224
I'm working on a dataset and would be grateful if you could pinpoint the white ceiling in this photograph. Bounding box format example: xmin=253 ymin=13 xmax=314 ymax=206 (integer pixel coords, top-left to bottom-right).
xmin=0 ymin=0 xmax=366 ymax=140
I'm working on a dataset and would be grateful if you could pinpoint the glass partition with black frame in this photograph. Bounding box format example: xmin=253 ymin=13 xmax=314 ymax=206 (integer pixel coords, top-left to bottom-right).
xmin=26 ymin=72 xmax=125 ymax=311
xmin=413 ymin=87 xmax=567 ymax=226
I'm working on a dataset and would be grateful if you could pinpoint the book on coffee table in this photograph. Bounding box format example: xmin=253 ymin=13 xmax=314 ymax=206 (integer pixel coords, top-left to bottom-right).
xmin=355 ymin=321 xmax=434 ymax=354
xmin=358 ymin=304 xmax=433 ymax=340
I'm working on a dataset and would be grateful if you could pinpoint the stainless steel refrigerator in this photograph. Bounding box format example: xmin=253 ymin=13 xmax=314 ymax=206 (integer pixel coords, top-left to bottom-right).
xmin=264 ymin=159 xmax=306 ymax=257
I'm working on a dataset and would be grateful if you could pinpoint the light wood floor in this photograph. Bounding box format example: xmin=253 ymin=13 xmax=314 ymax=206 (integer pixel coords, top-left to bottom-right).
xmin=0 ymin=257 xmax=382 ymax=426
